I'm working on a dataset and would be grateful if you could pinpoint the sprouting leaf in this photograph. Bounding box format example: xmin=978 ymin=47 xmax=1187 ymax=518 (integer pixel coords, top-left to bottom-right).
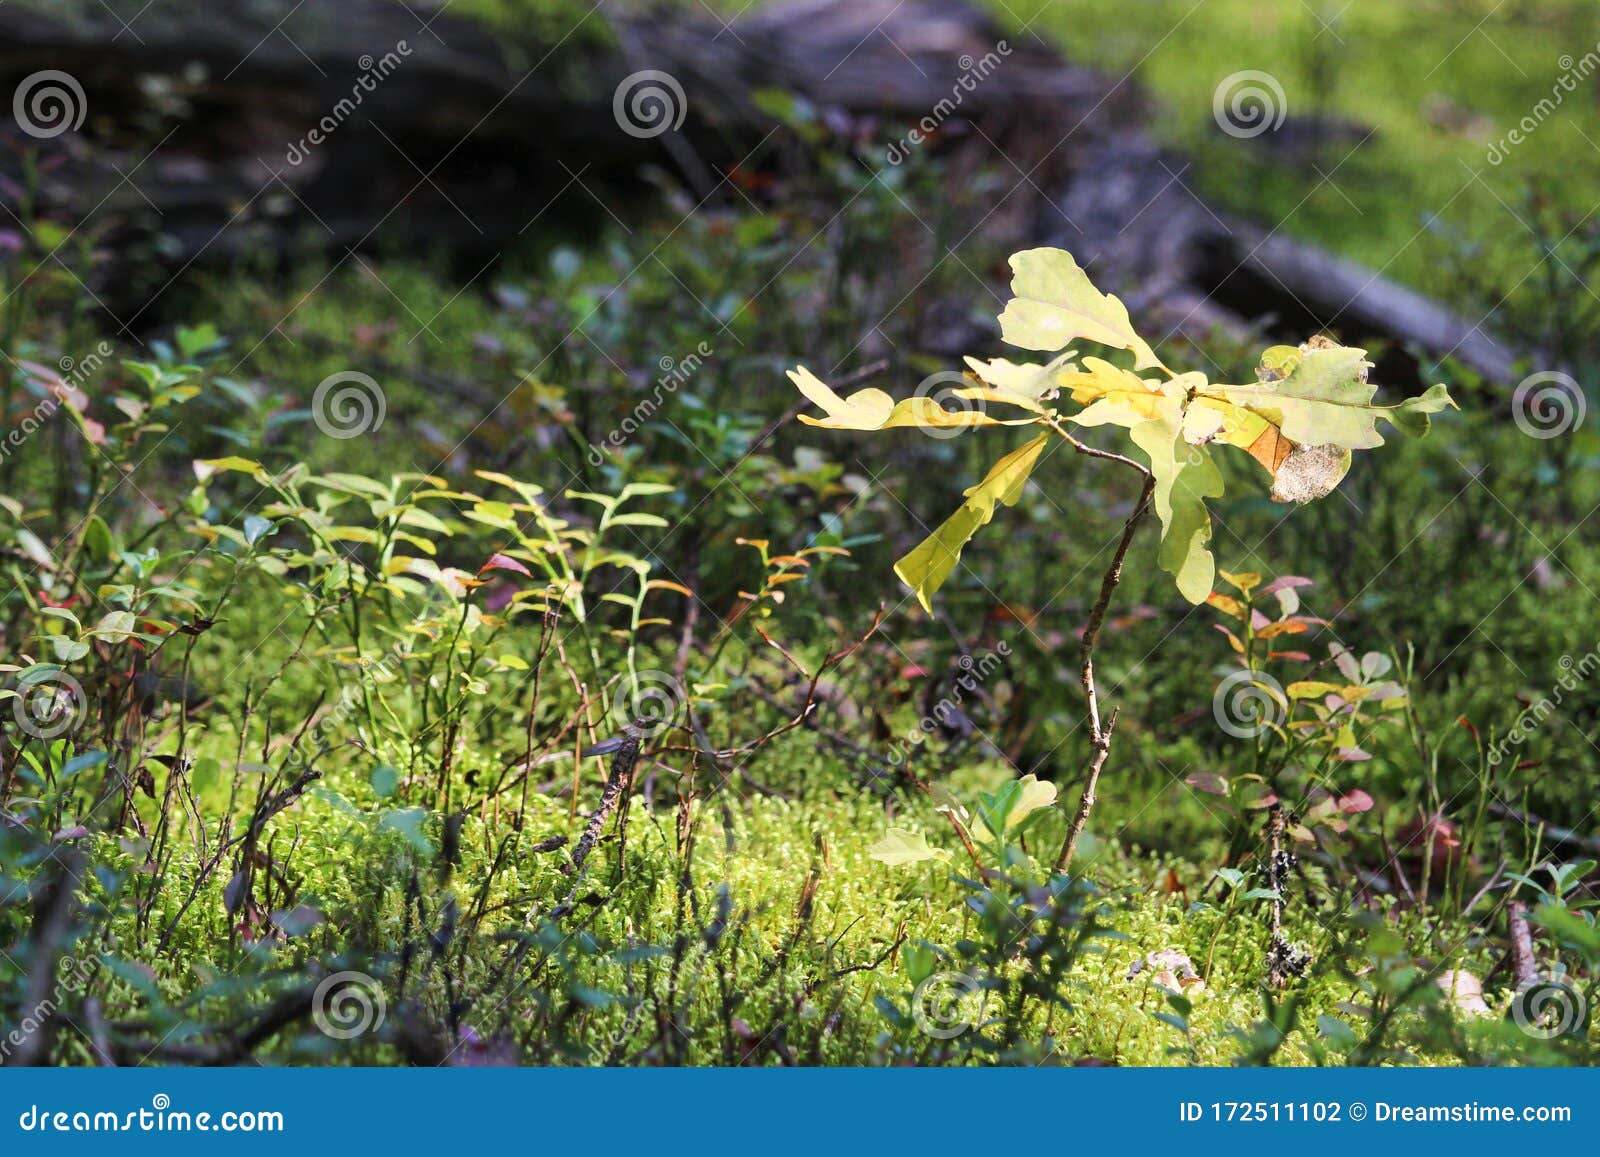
xmin=788 ymin=366 xmax=1039 ymax=432
xmin=1058 ymin=358 xmax=1175 ymax=429
xmin=997 ymin=248 xmax=1164 ymax=371
xmin=894 ymin=434 xmax=1050 ymax=612
xmin=867 ymin=827 xmax=951 ymax=867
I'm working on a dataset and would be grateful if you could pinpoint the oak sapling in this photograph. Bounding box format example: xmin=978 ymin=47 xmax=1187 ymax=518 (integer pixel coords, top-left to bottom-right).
xmin=788 ymin=246 xmax=1455 ymax=874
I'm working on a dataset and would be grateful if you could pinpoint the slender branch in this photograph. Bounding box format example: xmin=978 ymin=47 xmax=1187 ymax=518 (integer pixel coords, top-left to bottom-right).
xmin=1053 ymin=448 xmax=1156 ymax=875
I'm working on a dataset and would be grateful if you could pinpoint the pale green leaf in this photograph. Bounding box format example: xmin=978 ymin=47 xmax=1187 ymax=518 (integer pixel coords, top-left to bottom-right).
xmin=894 ymin=434 xmax=1050 ymax=612
xmin=1130 ymin=401 xmax=1225 ymax=604
xmin=997 ymin=248 xmax=1164 ymax=371
xmin=867 ymin=827 xmax=951 ymax=867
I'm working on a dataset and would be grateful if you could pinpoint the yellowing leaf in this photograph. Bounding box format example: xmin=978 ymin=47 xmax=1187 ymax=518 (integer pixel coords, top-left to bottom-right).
xmin=894 ymin=434 xmax=1050 ymax=612
xmin=788 ymin=366 xmax=1039 ymax=431
xmin=997 ymin=248 xmax=1165 ymax=371
xmin=1217 ymin=570 xmax=1262 ymax=594
xmin=1194 ymin=342 xmax=1455 ymax=505
xmin=1286 ymin=680 xmax=1341 ymax=700
xmin=1206 ymin=592 xmax=1248 ymax=618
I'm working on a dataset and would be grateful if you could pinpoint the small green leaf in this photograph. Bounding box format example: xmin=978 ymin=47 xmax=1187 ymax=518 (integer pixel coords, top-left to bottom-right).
xmin=867 ymin=827 xmax=950 ymax=867
xmin=379 ymin=807 xmax=435 ymax=856
xmin=370 ymin=765 xmax=400 ymax=799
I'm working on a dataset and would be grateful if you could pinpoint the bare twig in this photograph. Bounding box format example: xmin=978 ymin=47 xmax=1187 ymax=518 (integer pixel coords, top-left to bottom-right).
xmin=1054 ymin=466 xmax=1156 ymax=874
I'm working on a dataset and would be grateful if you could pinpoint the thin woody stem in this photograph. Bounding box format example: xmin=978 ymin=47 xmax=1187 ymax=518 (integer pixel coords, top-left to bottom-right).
xmin=1051 ymin=431 xmax=1157 ymax=875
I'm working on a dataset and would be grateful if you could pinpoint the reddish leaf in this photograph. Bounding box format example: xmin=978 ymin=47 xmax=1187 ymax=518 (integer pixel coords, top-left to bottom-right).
xmin=478 ymin=552 xmax=532 ymax=578
xmin=1337 ymin=789 xmax=1375 ymax=813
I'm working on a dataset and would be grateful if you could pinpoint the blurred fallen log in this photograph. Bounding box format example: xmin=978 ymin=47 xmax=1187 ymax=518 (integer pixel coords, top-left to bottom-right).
xmin=0 ymin=0 xmax=1522 ymax=382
